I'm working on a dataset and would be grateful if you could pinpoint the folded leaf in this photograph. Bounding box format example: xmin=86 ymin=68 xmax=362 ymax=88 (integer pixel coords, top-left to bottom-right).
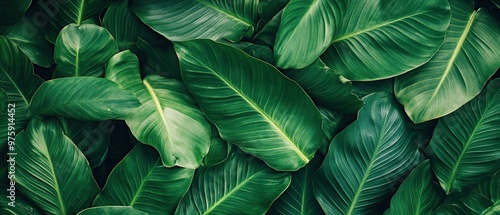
xmin=313 ymin=92 xmax=421 ymax=215
xmin=77 ymin=206 xmax=148 ymax=215
xmin=176 ymin=39 xmax=325 ymax=171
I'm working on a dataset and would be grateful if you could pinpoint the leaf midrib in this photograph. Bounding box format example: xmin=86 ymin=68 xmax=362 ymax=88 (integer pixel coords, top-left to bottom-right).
xmin=129 ymin=159 xmax=159 ymax=206
xmin=195 ymin=0 xmax=253 ymax=27
xmin=143 ymin=79 xmax=174 ymax=149
xmin=1 ymin=68 xmax=30 ymax=106
xmin=43 ymin=137 xmax=67 ymax=214
xmin=76 ymin=0 xmax=86 ymax=25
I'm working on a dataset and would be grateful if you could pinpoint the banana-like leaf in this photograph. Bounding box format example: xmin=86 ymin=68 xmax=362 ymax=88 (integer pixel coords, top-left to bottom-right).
xmin=0 ymin=37 xmax=43 ymax=150
xmin=77 ymin=206 xmax=148 ymax=215
xmin=175 ymin=151 xmax=291 ymax=214
xmin=385 ymin=160 xmax=445 ymax=215
xmin=53 ymin=24 xmax=118 ymax=78
xmin=202 ymin=124 xmax=230 ymax=167
xmin=274 ymin=0 xmax=346 ymax=69
xmin=105 ymin=50 xmax=211 ymax=169
xmin=176 ymin=39 xmax=325 ymax=171
xmin=40 ymin=0 xmax=106 ymax=43
xmin=318 ymin=107 xmax=343 ymax=154
xmin=30 ymin=77 xmax=141 ymax=121
xmin=253 ymin=10 xmax=282 ymax=47
xmin=268 ymin=155 xmax=325 ymax=215
xmin=15 ymin=118 xmax=100 ymax=215
xmin=321 ymin=0 xmax=450 ymax=80
xmin=474 ymin=171 xmax=500 ymax=214
xmin=0 ymin=0 xmax=31 ymax=25
xmin=284 ymin=59 xmax=362 ymax=114
xmin=427 ymin=78 xmax=500 ymax=194
xmin=93 ymin=144 xmax=194 ymax=214
xmin=433 ymin=192 xmax=493 ymax=215
xmin=313 ymin=92 xmax=421 ymax=215
xmin=394 ymin=0 xmax=500 ymax=123
xmin=130 ymin=0 xmax=259 ymax=42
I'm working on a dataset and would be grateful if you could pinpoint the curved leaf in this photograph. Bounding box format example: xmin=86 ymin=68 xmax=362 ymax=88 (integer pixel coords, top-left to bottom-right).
xmin=385 ymin=160 xmax=445 ymax=215
xmin=176 ymin=39 xmax=325 ymax=171
xmin=30 ymin=77 xmax=141 ymax=121
xmin=256 ymin=0 xmax=288 ymax=31
xmin=427 ymin=78 xmax=500 ymax=194
xmin=53 ymin=24 xmax=118 ymax=78
xmin=77 ymin=206 xmax=148 ymax=215
xmin=321 ymin=0 xmax=450 ymax=80
xmin=130 ymin=0 xmax=259 ymax=42
xmin=0 ymin=193 xmax=42 ymax=215
xmin=93 ymin=144 xmax=194 ymax=214
xmin=318 ymin=107 xmax=343 ymax=154
xmin=275 ymin=0 xmax=346 ymax=69
xmin=351 ymin=78 xmax=394 ymax=98
xmin=313 ymin=92 xmax=421 ymax=215
xmin=475 ymin=171 xmax=500 ymax=204
xmin=136 ymin=37 xmax=181 ymax=79
xmin=175 ymin=151 xmax=291 ymax=215
xmin=253 ymin=10 xmax=282 ymax=47
xmin=395 ymin=0 xmax=500 ymax=123
xmin=202 ymin=124 xmax=230 ymax=167
xmin=105 ymin=50 xmax=211 ymax=169
xmin=433 ymin=192 xmax=493 ymax=215
xmin=15 ymin=118 xmax=99 ymax=215
xmin=0 ymin=0 xmax=31 ymax=25
xmin=0 ymin=88 xmax=6 ymax=114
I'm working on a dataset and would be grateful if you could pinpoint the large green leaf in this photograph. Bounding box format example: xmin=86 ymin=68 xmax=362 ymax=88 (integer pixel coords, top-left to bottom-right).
xmin=0 ymin=36 xmax=43 ymax=152
xmin=433 ymin=192 xmax=493 ymax=215
xmin=176 ymin=39 xmax=325 ymax=171
xmin=318 ymin=107 xmax=343 ymax=155
xmin=93 ymin=144 xmax=194 ymax=214
xmin=321 ymin=0 xmax=450 ymax=80
xmin=313 ymin=92 xmax=421 ymax=215
xmin=175 ymin=151 xmax=291 ymax=214
xmin=474 ymin=171 xmax=500 ymax=215
xmin=395 ymin=0 xmax=500 ymax=123
xmin=274 ymin=0 xmax=346 ymax=69
xmin=30 ymin=77 xmax=141 ymax=121
xmin=105 ymin=50 xmax=211 ymax=169
xmin=202 ymin=124 xmax=231 ymax=167
xmin=427 ymin=78 xmax=500 ymax=194
xmin=385 ymin=160 xmax=445 ymax=215
xmin=53 ymin=24 xmax=118 ymax=78
xmin=130 ymin=0 xmax=259 ymax=42
xmin=252 ymin=10 xmax=282 ymax=47
xmin=0 ymin=0 xmax=31 ymax=25
xmin=77 ymin=206 xmax=148 ymax=215
xmin=256 ymin=0 xmax=288 ymax=31
xmin=15 ymin=118 xmax=100 ymax=215
xmin=267 ymin=155 xmax=325 ymax=215
xmin=284 ymin=59 xmax=362 ymax=114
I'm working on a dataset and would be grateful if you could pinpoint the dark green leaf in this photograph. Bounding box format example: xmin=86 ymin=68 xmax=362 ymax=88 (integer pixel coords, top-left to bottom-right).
xmin=202 ymin=124 xmax=230 ymax=167
xmin=77 ymin=206 xmax=148 ymax=215
xmin=433 ymin=192 xmax=493 ymax=215
xmin=0 ymin=0 xmax=31 ymax=25
xmin=136 ymin=37 xmax=181 ymax=79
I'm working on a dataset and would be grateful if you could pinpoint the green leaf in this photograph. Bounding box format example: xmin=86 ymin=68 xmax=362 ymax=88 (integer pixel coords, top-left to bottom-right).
xmin=268 ymin=155 xmax=325 ymax=215
xmin=433 ymin=192 xmax=493 ymax=215
xmin=321 ymin=0 xmax=450 ymax=80
xmin=256 ymin=0 xmax=288 ymax=31
xmin=175 ymin=151 xmax=291 ymax=214
xmin=0 ymin=0 xmax=31 ymax=25
xmin=176 ymin=39 xmax=325 ymax=171
xmin=475 ymin=171 xmax=500 ymax=204
xmin=93 ymin=144 xmax=194 ymax=214
xmin=0 ymin=193 xmax=42 ymax=215
xmin=385 ymin=160 xmax=445 ymax=215
xmin=0 ymin=88 xmax=6 ymax=114
xmin=351 ymin=78 xmax=395 ymax=98
xmin=203 ymin=124 xmax=231 ymax=167
xmin=130 ymin=0 xmax=259 ymax=42
xmin=53 ymin=24 xmax=118 ymax=78
xmin=15 ymin=118 xmax=100 ymax=215
xmin=274 ymin=0 xmax=346 ymax=69
xmin=318 ymin=107 xmax=343 ymax=154
xmin=77 ymin=206 xmax=148 ymax=215
xmin=252 ymin=10 xmax=282 ymax=47
xmin=284 ymin=59 xmax=362 ymax=114
xmin=136 ymin=37 xmax=181 ymax=79
xmin=313 ymin=92 xmax=421 ymax=215
xmin=105 ymin=50 xmax=211 ymax=169
xmin=226 ymin=41 xmax=275 ymax=64
xmin=30 ymin=77 xmax=141 ymax=121
xmin=427 ymin=78 xmax=500 ymax=194
xmin=395 ymin=0 xmax=500 ymax=123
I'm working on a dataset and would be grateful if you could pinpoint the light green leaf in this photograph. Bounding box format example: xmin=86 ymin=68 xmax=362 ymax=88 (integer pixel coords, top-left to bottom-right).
xmin=77 ymin=206 xmax=148 ymax=215
xmin=176 ymin=39 xmax=325 ymax=171
xmin=15 ymin=118 xmax=100 ymax=215
xmin=395 ymin=0 xmax=500 ymax=123
xmin=53 ymin=24 xmax=118 ymax=78
xmin=0 ymin=0 xmax=31 ymax=25
xmin=30 ymin=77 xmax=141 ymax=121
xmin=93 ymin=144 xmax=194 ymax=214
xmin=313 ymin=92 xmax=421 ymax=215
xmin=385 ymin=160 xmax=445 ymax=215
xmin=275 ymin=0 xmax=346 ymax=69
xmin=130 ymin=0 xmax=259 ymax=42
xmin=321 ymin=0 xmax=450 ymax=80
xmin=427 ymin=78 xmax=500 ymax=194
xmin=106 ymin=50 xmax=211 ymax=169
xmin=175 ymin=151 xmax=291 ymax=215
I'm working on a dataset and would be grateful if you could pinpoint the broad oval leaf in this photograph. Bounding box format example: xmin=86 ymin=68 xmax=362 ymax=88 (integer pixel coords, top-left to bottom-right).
xmin=175 ymin=151 xmax=291 ymax=214
xmin=30 ymin=77 xmax=141 ymax=121
xmin=175 ymin=39 xmax=325 ymax=171
xmin=15 ymin=118 xmax=100 ymax=215
xmin=93 ymin=144 xmax=194 ymax=214
xmin=77 ymin=206 xmax=148 ymax=215
xmin=274 ymin=0 xmax=346 ymax=69
xmin=395 ymin=0 xmax=500 ymax=123
xmin=53 ymin=24 xmax=118 ymax=78
xmin=427 ymin=78 xmax=500 ymax=194
xmin=385 ymin=160 xmax=445 ymax=215
xmin=321 ymin=0 xmax=450 ymax=80
xmin=105 ymin=50 xmax=211 ymax=169
xmin=130 ymin=0 xmax=259 ymax=42
xmin=313 ymin=92 xmax=421 ymax=215
xmin=0 ymin=0 xmax=31 ymax=25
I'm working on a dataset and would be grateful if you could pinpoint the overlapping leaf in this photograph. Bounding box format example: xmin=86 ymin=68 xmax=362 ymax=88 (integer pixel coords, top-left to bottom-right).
xmin=0 ymin=0 xmax=31 ymax=25
xmin=77 ymin=206 xmax=148 ymax=215
xmin=176 ymin=39 xmax=325 ymax=171
xmin=433 ymin=192 xmax=493 ymax=215
xmin=202 ymin=124 xmax=230 ymax=167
